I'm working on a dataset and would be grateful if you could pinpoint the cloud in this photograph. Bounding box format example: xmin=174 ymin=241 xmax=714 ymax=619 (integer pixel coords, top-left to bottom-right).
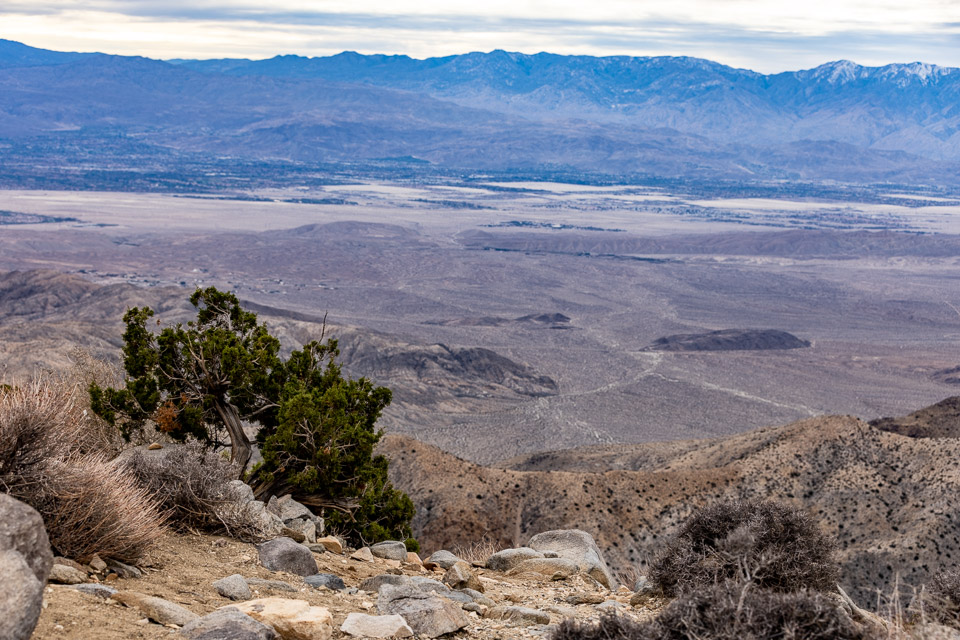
xmin=2 ymin=0 xmax=960 ymax=71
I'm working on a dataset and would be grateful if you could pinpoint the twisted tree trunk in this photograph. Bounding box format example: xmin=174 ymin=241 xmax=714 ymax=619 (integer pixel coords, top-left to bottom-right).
xmin=215 ymin=400 xmax=252 ymax=477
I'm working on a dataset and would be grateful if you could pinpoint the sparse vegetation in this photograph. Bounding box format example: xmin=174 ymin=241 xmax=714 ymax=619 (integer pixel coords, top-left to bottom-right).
xmin=551 ymin=584 xmax=882 ymax=640
xmin=926 ymin=568 xmax=960 ymax=629
xmin=90 ymin=286 xmax=416 ymax=547
xmin=0 ymin=378 xmax=165 ymax=562
xmin=120 ymin=442 xmax=262 ymax=540
xmin=649 ymin=498 xmax=840 ymax=596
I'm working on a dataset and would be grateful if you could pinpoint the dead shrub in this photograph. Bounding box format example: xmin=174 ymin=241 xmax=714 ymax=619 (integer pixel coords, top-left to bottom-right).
xmin=0 ymin=378 xmax=79 ymax=491
xmin=925 ymin=569 xmax=960 ymax=629
xmin=551 ymin=584 xmax=882 ymax=640
xmin=60 ymin=348 xmax=126 ymax=456
xmin=121 ymin=442 xmax=262 ymax=540
xmin=1 ymin=376 xmax=165 ymax=563
xmin=27 ymin=456 xmax=166 ymax=563
xmin=649 ymin=498 xmax=839 ymax=596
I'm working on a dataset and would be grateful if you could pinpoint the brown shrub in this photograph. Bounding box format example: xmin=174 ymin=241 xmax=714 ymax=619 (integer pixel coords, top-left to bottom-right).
xmin=926 ymin=569 xmax=960 ymax=629
xmin=121 ymin=442 xmax=262 ymax=540
xmin=0 ymin=378 xmax=79 ymax=490
xmin=1 ymin=376 xmax=165 ymax=563
xmin=649 ymin=498 xmax=840 ymax=596
xmin=27 ymin=456 xmax=166 ymax=563
xmin=551 ymin=584 xmax=882 ymax=640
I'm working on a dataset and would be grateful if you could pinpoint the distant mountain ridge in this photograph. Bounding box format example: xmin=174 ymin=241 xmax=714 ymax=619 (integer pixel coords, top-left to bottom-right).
xmin=1 ymin=39 xmax=960 ymax=182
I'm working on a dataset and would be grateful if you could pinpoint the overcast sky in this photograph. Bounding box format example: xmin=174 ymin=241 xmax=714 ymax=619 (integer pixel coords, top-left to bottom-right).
xmin=3 ymin=0 xmax=960 ymax=72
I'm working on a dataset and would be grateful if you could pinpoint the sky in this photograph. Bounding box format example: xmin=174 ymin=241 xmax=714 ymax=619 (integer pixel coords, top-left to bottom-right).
xmin=3 ymin=0 xmax=960 ymax=72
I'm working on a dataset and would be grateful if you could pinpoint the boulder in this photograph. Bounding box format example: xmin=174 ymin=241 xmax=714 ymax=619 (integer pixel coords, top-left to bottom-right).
xmin=425 ymin=550 xmax=462 ymax=570
xmin=214 ymin=574 xmax=253 ymax=601
xmin=442 ymin=561 xmax=484 ymax=592
xmin=48 ymin=563 xmax=88 ymax=584
xmin=111 ymin=590 xmax=199 ymax=626
xmin=377 ymin=584 xmax=470 ymax=638
xmin=258 ymin=537 xmax=318 ymax=576
xmin=273 ymin=496 xmax=316 ymax=524
xmin=0 ymin=493 xmax=53 ymax=582
xmin=485 ymin=547 xmax=543 ymax=572
xmin=0 ymin=549 xmax=44 ymax=640
xmin=485 ymin=605 xmax=551 ymax=626
xmin=405 ymin=552 xmax=422 ymax=565
xmin=226 ymin=480 xmax=257 ymax=504
xmin=182 ymin=607 xmax=277 ymax=640
xmin=314 ymin=537 xmax=342 ymax=555
xmin=233 ymin=598 xmax=333 ymax=640
xmin=340 ymin=613 xmax=414 ymax=638
xmin=506 ymin=557 xmax=579 ymax=580
xmin=370 ymin=541 xmax=408 ymax=561
xmin=407 ymin=577 xmax=452 ymax=595
xmin=285 ymin=519 xmax=317 ymax=545
xmin=88 ymin=554 xmax=108 ymax=573
xmin=460 ymin=588 xmax=495 ymax=607
xmin=247 ymin=501 xmax=285 ymax=539
xmin=304 ymin=574 xmax=345 ymax=591
xmin=526 ymin=529 xmax=617 ymax=589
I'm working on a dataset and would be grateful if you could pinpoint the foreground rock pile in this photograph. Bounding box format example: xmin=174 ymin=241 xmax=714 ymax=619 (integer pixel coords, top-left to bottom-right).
xmin=21 ymin=489 xmax=656 ymax=640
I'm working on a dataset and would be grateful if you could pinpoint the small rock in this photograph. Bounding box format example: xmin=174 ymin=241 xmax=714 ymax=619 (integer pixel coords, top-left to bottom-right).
xmin=405 ymin=552 xmax=422 ymax=565
xmin=89 ymin=554 xmax=108 ymax=574
xmin=359 ymin=574 xmax=407 ymax=593
xmin=214 ymin=574 xmax=252 ymax=601
xmin=377 ymin=584 xmax=470 ymax=638
xmin=462 ymin=603 xmax=486 ymax=614
xmin=52 ymin=557 xmax=87 ymax=573
xmin=547 ymin=605 xmax=577 ymax=617
xmin=629 ymin=578 xmax=659 ymax=606
xmin=425 ymin=550 xmax=462 ymax=570
xmin=110 ymin=590 xmax=198 ymax=626
xmin=288 ymin=519 xmax=317 ymax=545
xmin=442 ymin=561 xmax=483 ymax=592
xmin=245 ymin=577 xmax=297 ymax=593
xmin=182 ymin=607 xmax=277 ymax=640
xmin=48 ymin=563 xmax=88 ymax=585
xmin=314 ymin=537 xmax=343 ymax=555
xmin=595 ymin=600 xmax=627 ymax=613
xmin=350 ymin=547 xmax=374 ymax=562
xmin=0 ymin=549 xmax=44 ymax=640
xmin=233 ymin=597 xmax=333 ymax=640
xmin=566 ymin=592 xmax=605 ymax=605
xmin=147 ymin=442 xmax=163 ymax=450
xmin=340 ymin=613 xmax=414 ymax=639
xmin=281 ymin=527 xmax=306 ymax=543
xmin=247 ymin=501 xmax=285 ymax=539
xmin=105 ymin=558 xmax=142 ymax=579
xmin=485 ymin=606 xmax=551 ymax=627
xmin=408 ymin=577 xmax=452 ymax=595
xmin=257 ymin=537 xmax=318 ymax=577
xmin=370 ymin=541 xmax=407 ymax=561
xmin=275 ymin=496 xmax=317 ymax=524
xmin=485 ymin=548 xmax=544 ymax=573
xmin=633 ymin=575 xmax=650 ymax=593
xmin=304 ymin=574 xmax=345 ymax=591
xmin=460 ymin=589 xmax=495 ymax=607
xmin=70 ymin=583 xmax=118 ymax=599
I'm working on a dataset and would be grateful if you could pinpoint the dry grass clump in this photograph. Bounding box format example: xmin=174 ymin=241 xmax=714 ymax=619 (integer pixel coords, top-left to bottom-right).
xmin=552 ymin=584 xmax=882 ymax=640
xmin=452 ymin=535 xmax=504 ymax=564
xmin=925 ymin=569 xmax=960 ymax=629
xmin=29 ymin=456 xmax=165 ymax=563
xmin=121 ymin=442 xmax=262 ymax=540
xmin=1 ymin=376 xmax=165 ymax=563
xmin=649 ymin=498 xmax=840 ymax=596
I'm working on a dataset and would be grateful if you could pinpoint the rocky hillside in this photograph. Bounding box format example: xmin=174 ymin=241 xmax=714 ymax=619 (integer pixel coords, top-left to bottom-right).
xmin=383 ymin=408 xmax=960 ymax=605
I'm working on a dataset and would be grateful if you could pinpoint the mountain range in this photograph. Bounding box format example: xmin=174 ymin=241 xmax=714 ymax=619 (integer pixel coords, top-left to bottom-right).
xmin=1 ymin=38 xmax=959 ymax=183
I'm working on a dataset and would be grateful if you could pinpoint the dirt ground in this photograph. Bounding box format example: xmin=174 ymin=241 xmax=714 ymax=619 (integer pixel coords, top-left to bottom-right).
xmin=34 ymin=532 xmax=658 ymax=639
